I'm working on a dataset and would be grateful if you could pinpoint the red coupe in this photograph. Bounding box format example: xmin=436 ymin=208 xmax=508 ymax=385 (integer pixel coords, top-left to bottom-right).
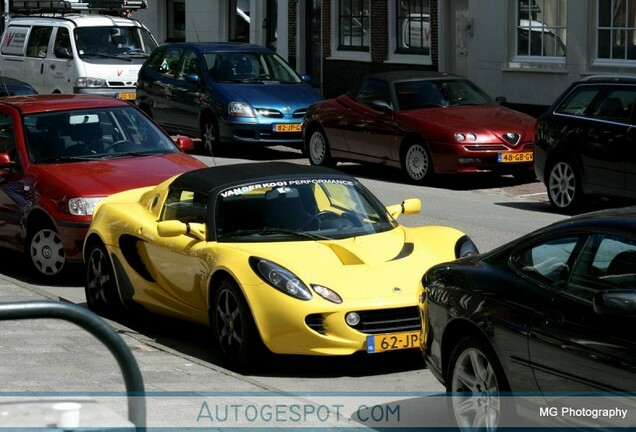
xmin=302 ymin=71 xmax=536 ymax=184
xmin=0 ymin=95 xmax=206 ymax=280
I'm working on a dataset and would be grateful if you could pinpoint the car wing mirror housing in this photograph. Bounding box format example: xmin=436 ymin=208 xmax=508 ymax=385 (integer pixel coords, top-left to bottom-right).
xmin=0 ymin=153 xmax=11 ymax=168
xmin=495 ymin=96 xmax=508 ymax=105
xmin=387 ymin=198 xmax=421 ymax=219
xmin=184 ymin=73 xmax=200 ymax=84
xmin=157 ymin=220 xmax=206 ymax=241
xmin=372 ymin=100 xmax=393 ymax=113
xmin=54 ymin=46 xmax=73 ymax=59
xmin=175 ymin=136 xmax=195 ymax=152
xmin=593 ymin=289 xmax=636 ymax=317
xmin=300 ymin=74 xmax=312 ymax=82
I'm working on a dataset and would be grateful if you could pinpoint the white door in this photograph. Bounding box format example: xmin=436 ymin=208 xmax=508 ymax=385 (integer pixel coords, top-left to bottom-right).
xmin=448 ymin=0 xmax=470 ymax=78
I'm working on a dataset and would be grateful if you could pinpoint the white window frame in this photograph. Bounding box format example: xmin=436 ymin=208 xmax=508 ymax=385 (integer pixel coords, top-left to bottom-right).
xmin=508 ymin=0 xmax=567 ymax=71
xmin=328 ymin=0 xmax=371 ymax=62
xmin=593 ymin=0 xmax=636 ymax=67
xmin=386 ymin=1 xmax=433 ymax=65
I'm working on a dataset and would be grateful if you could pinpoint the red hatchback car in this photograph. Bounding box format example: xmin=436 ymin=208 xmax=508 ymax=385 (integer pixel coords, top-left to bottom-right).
xmin=0 ymin=95 xmax=206 ymax=280
xmin=302 ymin=71 xmax=536 ymax=184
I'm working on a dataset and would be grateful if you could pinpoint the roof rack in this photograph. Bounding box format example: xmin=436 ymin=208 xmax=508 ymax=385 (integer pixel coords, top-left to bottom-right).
xmin=9 ymin=0 xmax=148 ymax=15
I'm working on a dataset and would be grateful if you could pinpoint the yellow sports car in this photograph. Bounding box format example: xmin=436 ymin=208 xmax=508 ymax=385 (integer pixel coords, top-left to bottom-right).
xmin=84 ymin=162 xmax=477 ymax=368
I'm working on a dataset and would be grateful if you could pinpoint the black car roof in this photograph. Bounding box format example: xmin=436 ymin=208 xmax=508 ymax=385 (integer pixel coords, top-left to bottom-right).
xmin=170 ymin=162 xmax=354 ymax=194
xmin=365 ymin=70 xmax=461 ymax=83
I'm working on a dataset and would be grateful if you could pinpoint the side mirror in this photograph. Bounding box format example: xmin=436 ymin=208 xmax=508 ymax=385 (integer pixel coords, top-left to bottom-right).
xmin=593 ymin=289 xmax=636 ymax=317
xmin=371 ymin=100 xmax=393 ymax=114
xmin=387 ymin=198 xmax=421 ymax=219
xmin=495 ymin=96 xmax=507 ymax=105
xmin=0 ymin=153 xmax=11 ymax=168
xmin=157 ymin=220 xmax=206 ymax=241
xmin=175 ymin=136 xmax=194 ymax=152
xmin=54 ymin=46 xmax=73 ymax=59
xmin=300 ymin=74 xmax=312 ymax=82
xmin=184 ymin=72 xmax=200 ymax=84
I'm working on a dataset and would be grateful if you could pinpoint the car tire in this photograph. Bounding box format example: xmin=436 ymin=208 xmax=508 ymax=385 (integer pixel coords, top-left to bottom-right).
xmin=306 ymin=127 xmax=334 ymax=167
xmin=402 ymin=142 xmax=434 ymax=185
xmin=26 ymin=224 xmax=66 ymax=280
xmin=201 ymin=115 xmax=221 ymax=156
xmin=547 ymin=159 xmax=584 ymax=213
xmin=446 ymin=336 xmax=511 ymax=431
xmin=211 ymin=278 xmax=261 ymax=369
xmin=85 ymin=241 xmax=125 ymax=317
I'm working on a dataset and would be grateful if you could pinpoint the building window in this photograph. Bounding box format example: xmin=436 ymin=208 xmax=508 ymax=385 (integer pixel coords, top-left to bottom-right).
xmin=396 ymin=0 xmax=431 ymax=54
xmin=598 ymin=0 xmax=636 ymax=60
xmin=339 ymin=0 xmax=369 ymax=51
xmin=230 ymin=0 xmax=251 ymax=43
xmin=516 ymin=0 xmax=566 ymax=57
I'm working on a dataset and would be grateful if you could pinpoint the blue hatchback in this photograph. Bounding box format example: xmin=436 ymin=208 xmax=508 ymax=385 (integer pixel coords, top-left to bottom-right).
xmin=136 ymin=42 xmax=323 ymax=155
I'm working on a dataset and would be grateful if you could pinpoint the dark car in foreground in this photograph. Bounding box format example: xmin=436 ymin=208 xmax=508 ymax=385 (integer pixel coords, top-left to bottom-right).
xmin=534 ymin=75 xmax=636 ymax=213
xmin=419 ymin=206 xmax=636 ymax=429
xmin=136 ymin=42 xmax=323 ymax=155
xmin=0 ymin=94 xmax=206 ymax=280
xmin=302 ymin=71 xmax=536 ymax=185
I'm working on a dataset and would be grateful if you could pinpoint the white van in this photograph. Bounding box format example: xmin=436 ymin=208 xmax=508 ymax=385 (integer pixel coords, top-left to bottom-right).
xmin=0 ymin=1 xmax=158 ymax=99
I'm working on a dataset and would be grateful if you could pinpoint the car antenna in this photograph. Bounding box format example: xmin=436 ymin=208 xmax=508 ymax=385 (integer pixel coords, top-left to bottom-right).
xmin=191 ymin=19 xmax=201 ymax=42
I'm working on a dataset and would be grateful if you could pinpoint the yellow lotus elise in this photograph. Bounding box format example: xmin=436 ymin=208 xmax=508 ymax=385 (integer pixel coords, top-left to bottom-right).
xmin=84 ymin=162 xmax=477 ymax=368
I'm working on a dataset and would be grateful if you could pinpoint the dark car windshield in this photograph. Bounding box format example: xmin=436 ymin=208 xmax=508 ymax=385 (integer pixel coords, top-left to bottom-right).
xmin=24 ymin=106 xmax=180 ymax=164
xmin=205 ymin=51 xmax=302 ymax=83
xmin=75 ymin=26 xmax=157 ymax=57
xmin=395 ymin=79 xmax=495 ymax=110
xmin=215 ymin=180 xmax=398 ymax=242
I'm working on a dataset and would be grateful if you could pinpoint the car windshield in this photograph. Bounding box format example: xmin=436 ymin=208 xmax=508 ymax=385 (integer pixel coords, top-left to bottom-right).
xmin=395 ymin=79 xmax=495 ymax=110
xmin=24 ymin=106 xmax=180 ymax=164
xmin=205 ymin=51 xmax=302 ymax=83
xmin=75 ymin=26 xmax=157 ymax=57
xmin=215 ymin=179 xmax=398 ymax=242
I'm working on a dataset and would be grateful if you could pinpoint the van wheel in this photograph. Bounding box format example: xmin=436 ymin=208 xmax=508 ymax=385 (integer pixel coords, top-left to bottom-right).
xmin=201 ymin=116 xmax=221 ymax=156
xmin=26 ymin=224 xmax=66 ymax=280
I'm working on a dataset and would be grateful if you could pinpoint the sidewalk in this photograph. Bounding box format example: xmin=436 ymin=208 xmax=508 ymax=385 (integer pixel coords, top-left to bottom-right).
xmin=0 ymin=273 xmax=287 ymax=429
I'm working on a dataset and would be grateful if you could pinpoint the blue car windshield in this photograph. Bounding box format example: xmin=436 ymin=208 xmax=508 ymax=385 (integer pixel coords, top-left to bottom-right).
xmin=215 ymin=180 xmax=398 ymax=242
xmin=205 ymin=51 xmax=302 ymax=83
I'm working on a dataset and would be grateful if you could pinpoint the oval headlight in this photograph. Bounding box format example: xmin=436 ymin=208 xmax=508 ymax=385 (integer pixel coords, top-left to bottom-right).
xmin=249 ymin=257 xmax=312 ymax=300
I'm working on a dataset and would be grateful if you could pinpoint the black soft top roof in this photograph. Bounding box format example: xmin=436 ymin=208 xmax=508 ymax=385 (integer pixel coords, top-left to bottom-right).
xmin=170 ymin=162 xmax=353 ymax=195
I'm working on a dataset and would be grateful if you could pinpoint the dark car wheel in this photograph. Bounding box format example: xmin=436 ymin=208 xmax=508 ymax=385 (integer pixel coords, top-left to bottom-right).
xmin=85 ymin=242 xmax=125 ymax=317
xmin=211 ymin=278 xmax=261 ymax=369
xmin=307 ymin=128 xmax=334 ymax=167
xmin=447 ymin=336 xmax=511 ymax=431
xmin=201 ymin=116 xmax=220 ymax=156
xmin=402 ymin=142 xmax=433 ymax=184
xmin=27 ymin=225 xmax=66 ymax=279
xmin=547 ymin=159 xmax=584 ymax=213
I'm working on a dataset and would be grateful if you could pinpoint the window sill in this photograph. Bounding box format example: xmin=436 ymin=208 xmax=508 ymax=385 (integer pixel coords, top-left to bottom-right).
xmin=327 ymin=50 xmax=372 ymax=62
xmin=504 ymin=57 xmax=568 ymax=73
xmin=385 ymin=53 xmax=432 ymax=66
